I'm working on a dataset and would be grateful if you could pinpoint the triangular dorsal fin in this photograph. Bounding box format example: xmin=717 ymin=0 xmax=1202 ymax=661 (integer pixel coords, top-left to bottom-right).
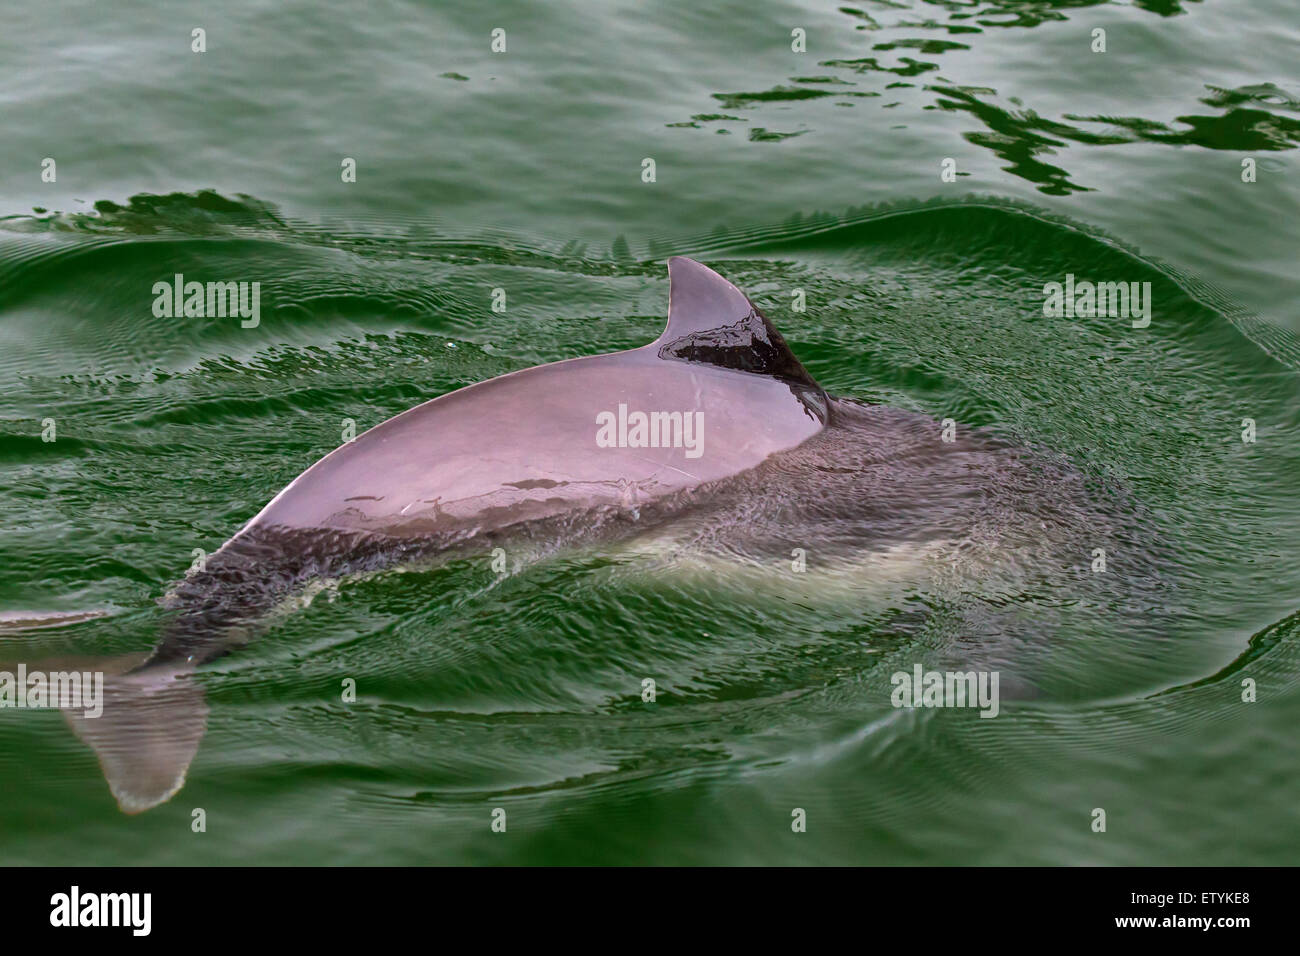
xmin=660 ymin=256 xmax=755 ymax=341
xmin=655 ymin=257 xmax=829 ymax=423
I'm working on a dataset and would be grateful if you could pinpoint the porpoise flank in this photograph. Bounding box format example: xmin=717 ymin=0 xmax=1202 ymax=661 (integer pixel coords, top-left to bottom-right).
xmin=42 ymin=257 xmax=1106 ymax=812
xmin=57 ymin=257 xmax=835 ymax=811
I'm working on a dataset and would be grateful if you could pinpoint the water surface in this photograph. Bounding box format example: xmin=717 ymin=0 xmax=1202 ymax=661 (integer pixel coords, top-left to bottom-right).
xmin=1 ymin=0 xmax=1298 ymax=864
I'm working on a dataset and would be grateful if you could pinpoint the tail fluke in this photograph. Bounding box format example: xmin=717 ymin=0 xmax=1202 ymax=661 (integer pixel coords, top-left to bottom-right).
xmin=62 ymin=665 xmax=208 ymax=814
xmin=16 ymin=528 xmax=334 ymax=813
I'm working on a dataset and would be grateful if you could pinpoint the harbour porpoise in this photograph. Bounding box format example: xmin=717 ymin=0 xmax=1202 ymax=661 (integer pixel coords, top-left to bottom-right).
xmin=35 ymin=256 xmax=1111 ymax=812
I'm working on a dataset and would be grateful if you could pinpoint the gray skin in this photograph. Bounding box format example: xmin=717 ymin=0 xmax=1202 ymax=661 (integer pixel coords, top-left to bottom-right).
xmin=69 ymin=257 xmax=838 ymax=812
xmin=61 ymin=257 xmax=1140 ymax=813
xmin=248 ymin=257 xmax=827 ymax=539
xmin=155 ymin=257 xmax=830 ymax=660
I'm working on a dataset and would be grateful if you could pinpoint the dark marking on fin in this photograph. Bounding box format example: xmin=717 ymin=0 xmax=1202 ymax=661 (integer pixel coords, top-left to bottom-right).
xmin=658 ymin=257 xmax=829 ymax=423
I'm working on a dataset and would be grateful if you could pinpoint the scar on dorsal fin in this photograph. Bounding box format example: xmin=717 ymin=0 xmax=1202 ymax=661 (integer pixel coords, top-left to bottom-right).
xmin=655 ymin=257 xmax=829 ymax=423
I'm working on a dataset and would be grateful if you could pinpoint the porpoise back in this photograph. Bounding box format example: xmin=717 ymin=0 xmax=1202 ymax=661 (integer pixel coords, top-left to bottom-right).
xmin=244 ymin=257 xmax=828 ymax=540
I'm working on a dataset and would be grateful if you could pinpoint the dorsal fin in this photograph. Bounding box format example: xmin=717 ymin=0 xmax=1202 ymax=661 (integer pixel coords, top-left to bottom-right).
xmin=661 ymin=256 xmax=756 ymax=340
xmin=655 ymin=257 xmax=829 ymax=423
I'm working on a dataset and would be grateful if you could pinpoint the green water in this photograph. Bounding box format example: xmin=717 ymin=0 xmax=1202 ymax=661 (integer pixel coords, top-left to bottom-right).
xmin=2 ymin=0 xmax=1299 ymax=864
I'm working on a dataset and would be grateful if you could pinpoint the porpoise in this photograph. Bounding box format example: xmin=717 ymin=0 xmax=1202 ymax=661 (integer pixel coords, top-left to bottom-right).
xmin=30 ymin=257 xmax=1110 ymax=812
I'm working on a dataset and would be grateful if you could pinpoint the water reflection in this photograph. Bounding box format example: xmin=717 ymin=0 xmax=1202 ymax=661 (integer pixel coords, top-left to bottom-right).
xmin=669 ymin=0 xmax=1294 ymax=196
